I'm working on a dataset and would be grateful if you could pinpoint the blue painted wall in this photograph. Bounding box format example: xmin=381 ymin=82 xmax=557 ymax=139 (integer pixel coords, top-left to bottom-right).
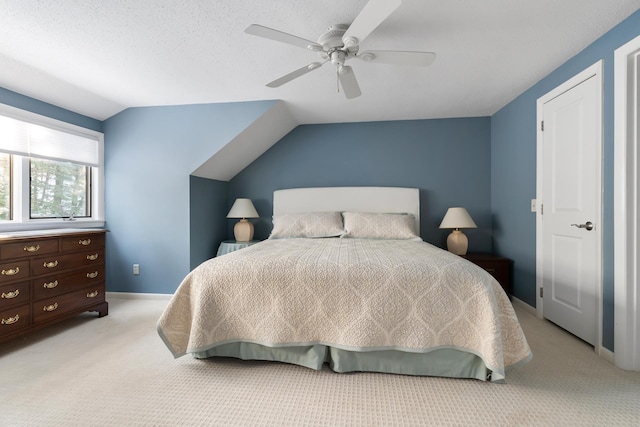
xmin=4 ymin=8 xmax=639 ymax=351
xmin=229 ymin=118 xmax=493 ymax=251
xmin=491 ymin=9 xmax=640 ymax=351
xmin=0 ymin=87 xmax=102 ymax=132
xmin=102 ymin=101 xmax=275 ymax=294
xmin=190 ymin=175 xmax=228 ymax=269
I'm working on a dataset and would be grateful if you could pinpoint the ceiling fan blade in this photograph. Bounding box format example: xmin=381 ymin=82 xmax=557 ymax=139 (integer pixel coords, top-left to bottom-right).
xmin=266 ymin=62 xmax=325 ymax=88
xmin=357 ymin=50 xmax=436 ymax=66
xmin=245 ymin=24 xmax=322 ymax=50
xmin=338 ymin=66 xmax=361 ymax=99
xmin=342 ymin=0 xmax=402 ymax=47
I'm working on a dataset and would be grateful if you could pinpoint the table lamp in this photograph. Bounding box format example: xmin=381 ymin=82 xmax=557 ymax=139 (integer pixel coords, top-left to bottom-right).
xmin=439 ymin=207 xmax=477 ymax=255
xmin=227 ymin=198 xmax=259 ymax=242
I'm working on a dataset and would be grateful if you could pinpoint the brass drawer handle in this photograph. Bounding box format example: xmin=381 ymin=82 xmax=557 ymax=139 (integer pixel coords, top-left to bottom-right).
xmin=1 ymin=267 xmax=20 ymax=276
xmin=86 ymin=290 xmax=99 ymax=298
xmin=1 ymin=289 xmax=20 ymax=299
xmin=87 ymin=271 xmax=99 ymax=279
xmin=43 ymin=260 xmax=59 ymax=269
xmin=87 ymin=253 xmax=99 ymax=261
xmin=43 ymin=280 xmax=59 ymax=289
xmin=43 ymin=303 xmax=58 ymax=312
xmin=24 ymin=244 xmax=40 ymax=252
xmin=1 ymin=314 xmax=19 ymax=325
xmin=79 ymin=238 xmax=91 ymax=246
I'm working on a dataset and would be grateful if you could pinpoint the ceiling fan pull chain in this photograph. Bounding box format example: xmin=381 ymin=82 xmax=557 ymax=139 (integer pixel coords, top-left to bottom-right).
xmin=336 ymin=69 xmax=340 ymax=93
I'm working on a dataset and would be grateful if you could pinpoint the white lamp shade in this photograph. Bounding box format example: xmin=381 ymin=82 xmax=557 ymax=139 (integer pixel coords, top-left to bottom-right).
xmin=439 ymin=207 xmax=476 ymax=255
xmin=439 ymin=207 xmax=477 ymax=230
xmin=227 ymin=198 xmax=259 ymax=219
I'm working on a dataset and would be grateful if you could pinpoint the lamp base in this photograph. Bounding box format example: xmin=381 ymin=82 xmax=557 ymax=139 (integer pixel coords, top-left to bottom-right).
xmin=234 ymin=219 xmax=254 ymax=242
xmin=447 ymin=229 xmax=468 ymax=255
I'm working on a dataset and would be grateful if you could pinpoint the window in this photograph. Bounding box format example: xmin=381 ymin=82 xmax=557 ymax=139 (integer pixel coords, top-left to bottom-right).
xmin=30 ymin=158 xmax=90 ymax=218
xmin=0 ymin=105 xmax=104 ymax=230
xmin=0 ymin=153 xmax=10 ymax=220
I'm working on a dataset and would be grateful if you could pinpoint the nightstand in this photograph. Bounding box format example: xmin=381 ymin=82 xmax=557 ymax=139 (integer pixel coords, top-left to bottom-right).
xmin=462 ymin=253 xmax=512 ymax=295
xmin=216 ymin=240 xmax=259 ymax=257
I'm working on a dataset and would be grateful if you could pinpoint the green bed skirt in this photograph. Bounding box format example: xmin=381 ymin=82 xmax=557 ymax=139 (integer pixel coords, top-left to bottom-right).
xmin=192 ymin=342 xmax=492 ymax=381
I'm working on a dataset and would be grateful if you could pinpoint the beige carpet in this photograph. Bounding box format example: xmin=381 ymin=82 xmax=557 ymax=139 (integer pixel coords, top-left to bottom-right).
xmin=1 ymin=296 xmax=639 ymax=426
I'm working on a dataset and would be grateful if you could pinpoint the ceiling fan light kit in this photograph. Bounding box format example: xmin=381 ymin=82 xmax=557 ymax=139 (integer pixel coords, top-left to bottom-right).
xmin=245 ymin=0 xmax=436 ymax=99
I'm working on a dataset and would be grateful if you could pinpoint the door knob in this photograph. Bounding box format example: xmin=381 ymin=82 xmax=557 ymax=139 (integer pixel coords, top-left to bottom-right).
xmin=571 ymin=221 xmax=594 ymax=231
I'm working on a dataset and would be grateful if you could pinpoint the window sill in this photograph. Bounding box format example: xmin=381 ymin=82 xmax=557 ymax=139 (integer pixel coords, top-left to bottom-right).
xmin=0 ymin=220 xmax=105 ymax=233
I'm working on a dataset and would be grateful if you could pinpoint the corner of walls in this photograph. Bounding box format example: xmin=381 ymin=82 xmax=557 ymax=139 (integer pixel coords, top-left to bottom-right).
xmin=103 ymin=100 xmax=276 ymax=295
xmin=229 ymin=117 xmax=493 ymax=250
xmin=0 ymin=86 xmax=102 ymax=132
xmin=490 ymin=103 xmax=537 ymax=306
xmin=490 ymin=9 xmax=640 ymax=350
xmin=192 ymin=100 xmax=298 ymax=181
xmin=189 ymin=176 xmax=228 ymax=269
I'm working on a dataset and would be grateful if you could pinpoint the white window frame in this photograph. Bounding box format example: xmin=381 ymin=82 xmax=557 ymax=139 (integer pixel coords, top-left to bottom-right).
xmin=0 ymin=103 xmax=104 ymax=232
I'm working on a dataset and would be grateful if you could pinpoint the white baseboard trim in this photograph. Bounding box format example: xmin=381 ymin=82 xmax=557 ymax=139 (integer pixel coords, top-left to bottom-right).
xmin=510 ymin=295 xmax=617 ymax=365
xmin=511 ymin=296 xmax=537 ymax=316
xmin=106 ymin=291 xmax=172 ymax=301
xmin=597 ymin=346 xmax=615 ymax=365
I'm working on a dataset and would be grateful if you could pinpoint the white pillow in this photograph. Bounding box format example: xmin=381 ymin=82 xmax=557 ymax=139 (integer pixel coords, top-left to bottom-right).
xmin=269 ymin=211 xmax=344 ymax=238
xmin=342 ymin=212 xmax=419 ymax=240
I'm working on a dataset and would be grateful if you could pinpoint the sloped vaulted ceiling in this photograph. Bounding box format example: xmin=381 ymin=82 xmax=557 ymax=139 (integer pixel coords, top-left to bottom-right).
xmin=191 ymin=100 xmax=297 ymax=181
xmin=1 ymin=1 xmax=639 ymax=181
xmin=0 ymin=1 xmax=638 ymax=124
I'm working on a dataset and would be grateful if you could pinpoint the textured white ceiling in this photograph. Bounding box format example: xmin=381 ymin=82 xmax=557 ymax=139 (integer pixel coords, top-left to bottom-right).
xmin=0 ymin=0 xmax=638 ymax=124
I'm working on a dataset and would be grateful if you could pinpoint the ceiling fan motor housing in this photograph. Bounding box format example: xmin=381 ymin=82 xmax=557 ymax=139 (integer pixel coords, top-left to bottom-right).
xmin=318 ymin=24 xmax=359 ymax=56
xmin=318 ymin=24 xmax=348 ymax=48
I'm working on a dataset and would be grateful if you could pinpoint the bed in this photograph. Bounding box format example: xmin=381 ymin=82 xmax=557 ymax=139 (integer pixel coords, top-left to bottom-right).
xmin=157 ymin=187 xmax=532 ymax=382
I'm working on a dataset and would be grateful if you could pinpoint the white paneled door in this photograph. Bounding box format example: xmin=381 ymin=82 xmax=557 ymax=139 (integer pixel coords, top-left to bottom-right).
xmin=541 ymin=71 xmax=602 ymax=346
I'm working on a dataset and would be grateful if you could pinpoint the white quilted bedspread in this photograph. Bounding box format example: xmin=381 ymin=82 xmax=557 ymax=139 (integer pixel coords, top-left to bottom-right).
xmin=157 ymin=238 xmax=531 ymax=378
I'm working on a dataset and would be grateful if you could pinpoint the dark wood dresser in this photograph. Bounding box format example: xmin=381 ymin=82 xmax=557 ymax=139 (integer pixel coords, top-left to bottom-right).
xmin=0 ymin=229 xmax=107 ymax=343
xmin=462 ymin=253 xmax=512 ymax=295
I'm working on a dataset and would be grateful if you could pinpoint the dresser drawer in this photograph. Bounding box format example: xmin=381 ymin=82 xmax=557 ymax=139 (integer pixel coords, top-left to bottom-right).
xmin=0 ymin=260 xmax=30 ymax=285
xmin=0 ymin=281 xmax=30 ymax=310
xmin=0 ymin=238 xmax=59 ymax=260
xmin=33 ymin=265 xmax=106 ymax=299
xmin=33 ymin=283 xmax=105 ymax=324
xmin=0 ymin=304 xmax=31 ymax=337
xmin=61 ymin=233 xmax=105 ymax=253
xmin=31 ymin=250 xmax=105 ymax=277
xmin=0 ymin=230 xmax=107 ymax=343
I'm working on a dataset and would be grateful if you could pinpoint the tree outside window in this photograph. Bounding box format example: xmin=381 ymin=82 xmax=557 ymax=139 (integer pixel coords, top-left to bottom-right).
xmin=30 ymin=158 xmax=89 ymax=218
xmin=0 ymin=153 xmax=10 ymax=220
xmin=0 ymin=107 xmax=103 ymax=227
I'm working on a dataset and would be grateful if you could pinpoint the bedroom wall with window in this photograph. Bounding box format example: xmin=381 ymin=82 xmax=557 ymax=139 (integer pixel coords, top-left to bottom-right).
xmin=0 ymin=88 xmax=104 ymax=229
xmin=227 ymin=117 xmax=492 ymax=251
xmin=491 ymin=9 xmax=640 ymax=351
xmin=0 ymin=87 xmax=102 ymax=132
xmin=102 ymin=101 xmax=275 ymax=294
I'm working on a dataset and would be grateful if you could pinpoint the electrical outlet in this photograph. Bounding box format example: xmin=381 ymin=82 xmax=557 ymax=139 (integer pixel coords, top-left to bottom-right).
xmin=133 ymin=264 xmax=140 ymax=275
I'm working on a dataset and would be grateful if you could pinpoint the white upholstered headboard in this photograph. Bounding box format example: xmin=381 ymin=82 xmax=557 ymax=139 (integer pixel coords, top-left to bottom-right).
xmin=273 ymin=187 xmax=420 ymax=234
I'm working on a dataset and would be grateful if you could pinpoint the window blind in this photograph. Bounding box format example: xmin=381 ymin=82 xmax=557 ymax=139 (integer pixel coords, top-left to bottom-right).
xmin=0 ymin=114 xmax=99 ymax=166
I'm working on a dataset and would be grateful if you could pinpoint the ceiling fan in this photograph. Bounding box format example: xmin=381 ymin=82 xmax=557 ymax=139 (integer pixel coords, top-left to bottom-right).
xmin=245 ymin=0 xmax=436 ymax=99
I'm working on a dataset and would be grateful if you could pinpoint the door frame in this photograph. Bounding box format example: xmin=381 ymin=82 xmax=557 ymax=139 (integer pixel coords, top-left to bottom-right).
xmin=614 ymin=35 xmax=640 ymax=371
xmin=535 ymin=60 xmax=604 ymax=353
